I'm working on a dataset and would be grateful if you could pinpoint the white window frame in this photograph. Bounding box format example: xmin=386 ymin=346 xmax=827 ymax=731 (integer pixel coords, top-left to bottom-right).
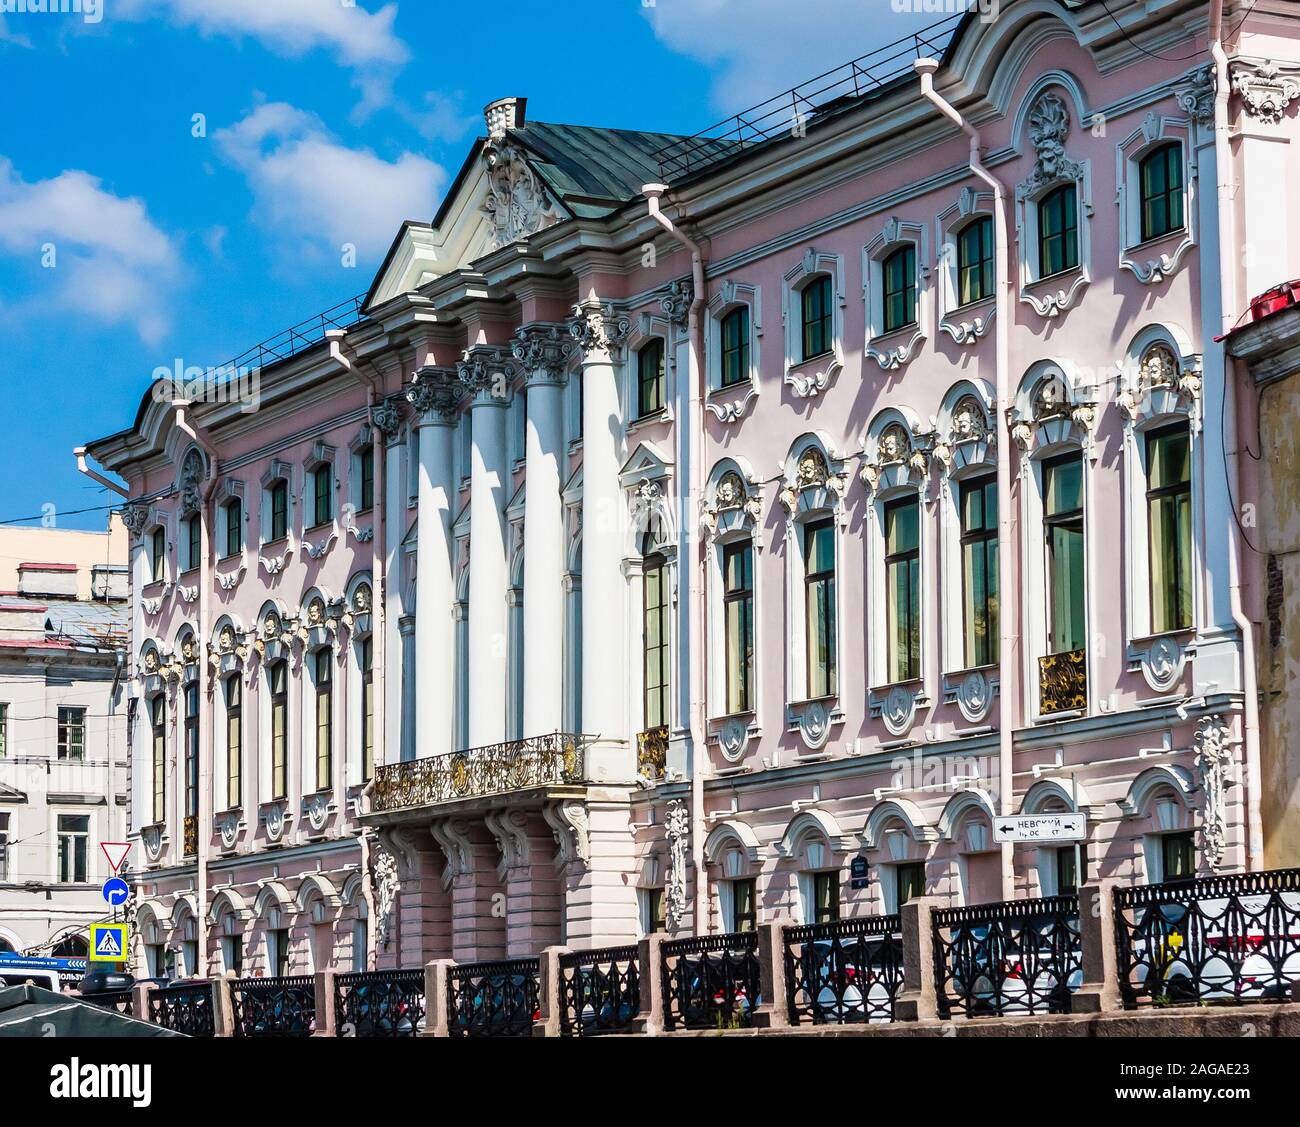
xmin=259 ymin=460 xmax=294 ymax=547
xmin=863 ymin=218 xmax=929 ymax=370
xmin=781 ymin=249 xmax=844 ymax=398
xmin=305 ymin=442 xmax=338 ymax=533
xmin=705 ymin=280 xmax=761 ymax=422
xmin=1116 ymin=115 xmax=1196 ymax=284
xmin=935 ymin=187 xmax=996 ymax=345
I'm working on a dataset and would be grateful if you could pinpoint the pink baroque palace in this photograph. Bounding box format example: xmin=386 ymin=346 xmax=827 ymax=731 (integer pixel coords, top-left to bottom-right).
xmin=83 ymin=0 xmax=1300 ymax=979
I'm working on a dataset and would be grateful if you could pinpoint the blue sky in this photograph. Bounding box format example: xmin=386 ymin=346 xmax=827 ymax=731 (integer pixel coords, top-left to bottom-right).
xmin=0 ymin=0 xmax=943 ymax=530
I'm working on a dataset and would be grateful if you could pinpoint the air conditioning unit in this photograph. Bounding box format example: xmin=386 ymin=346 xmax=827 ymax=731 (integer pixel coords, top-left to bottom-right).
xmin=1250 ymin=279 xmax=1300 ymax=321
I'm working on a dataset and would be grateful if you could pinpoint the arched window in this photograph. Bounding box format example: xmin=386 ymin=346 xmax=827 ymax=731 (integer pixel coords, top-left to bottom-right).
xmin=884 ymin=495 xmax=921 ymax=683
xmin=642 ymin=529 xmax=669 ymax=730
xmin=314 ymin=649 xmax=333 ymax=791
xmin=804 ymin=518 xmax=837 ymax=698
xmin=225 ymin=674 xmax=242 ymax=809
xmin=959 ymin=475 xmax=999 ymax=668
xmin=223 ymin=497 xmax=243 ymax=558
xmin=636 ymin=339 xmax=665 ymax=419
xmin=1139 ymin=143 xmax=1183 ymax=241
xmin=881 ymin=245 xmax=917 ymax=333
xmin=1037 ymin=184 xmax=1078 ymax=277
xmin=720 ymin=307 xmax=750 ymax=387
xmin=150 ymin=526 xmax=167 ymax=583
xmin=957 ymin=217 xmax=994 ymax=305
xmin=1043 ymin=453 xmax=1085 ymax=656
xmin=360 ymin=637 xmax=374 ymax=780
xmin=269 ymin=661 xmax=289 ymax=799
xmin=1145 ymin=422 xmax=1193 ymax=633
xmin=150 ymin=694 xmax=166 ymax=824
xmin=800 ymin=275 xmax=834 ymax=360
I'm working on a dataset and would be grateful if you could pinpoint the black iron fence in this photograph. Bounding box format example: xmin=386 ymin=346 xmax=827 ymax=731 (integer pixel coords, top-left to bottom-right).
xmin=559 ymin=946 xmax=640 ymax=1036
xmin=660 ymin=931 xmax=761 ymax=1031
xmin=1115 ymin=868 xmax=1300 ymax=1008
xmin=85 ymin=989 xmax=135 ymax=1018
xmin=148 ymin=981 xmax=215 ymax=1037
xmin=231 ymin=976 xmax=316 ymax=1037
xmin=335 ymin=969 xmax=426 ymax=1036
xmin=784 ymin=915 xmax=903 ymax=1025
xmin=447 ymin=958 xmax=540 ymax=1038
xmin=933 ymin=895 xmax=1081 ymax=1018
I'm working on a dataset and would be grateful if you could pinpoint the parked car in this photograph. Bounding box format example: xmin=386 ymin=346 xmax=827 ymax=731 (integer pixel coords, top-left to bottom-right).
xmin=571 ymin=966 xmax=638 ymax=1032
xmin=450 ymin=974 xmax=539 ymax=1036
xmin=800 ymin=938 xmax=896 ymax=1024
xmin=672 ymin=950 xmax=761 ymax=1027
xmin=0 ymin=962 xmax=61 ymax=992
xmin=943 ymin=924 xmax=1081 ymax=1016
xmin=342 ymin=979 xmax=425 ymax=1035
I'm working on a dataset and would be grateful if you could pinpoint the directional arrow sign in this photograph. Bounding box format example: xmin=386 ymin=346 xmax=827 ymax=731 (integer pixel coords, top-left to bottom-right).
xmin=101 ymin=842 xmax=132 ymax=875
xmin=992 ymin=813 xmax=1086 ymax=843
xmin=102 ymin=877 xmax=130 ymax=907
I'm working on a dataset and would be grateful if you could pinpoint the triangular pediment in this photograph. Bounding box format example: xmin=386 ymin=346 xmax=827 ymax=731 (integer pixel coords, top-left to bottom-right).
xmin=620 ymin=440 xmax=673 ymax=486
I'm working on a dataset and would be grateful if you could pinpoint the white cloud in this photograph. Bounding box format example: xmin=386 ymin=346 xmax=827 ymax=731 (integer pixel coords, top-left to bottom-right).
xmin=643 ymin=0 xmax=944 ymax=111
xmin=214 ymin=103 xmax=446 ymax=260
xmin=0 ymin=158 xmax=176 ymax=342
xmin=0 ymin=14 xmax=33 ymax=48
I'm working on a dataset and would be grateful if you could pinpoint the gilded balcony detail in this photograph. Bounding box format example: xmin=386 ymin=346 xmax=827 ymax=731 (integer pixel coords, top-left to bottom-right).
xmin=183 ymin=814 xmax=198 ymax=857
xmin=637 ymin=726 xmax=668 ymax=782
xmin=1038 ymin=648 xmax=1087 ymax=715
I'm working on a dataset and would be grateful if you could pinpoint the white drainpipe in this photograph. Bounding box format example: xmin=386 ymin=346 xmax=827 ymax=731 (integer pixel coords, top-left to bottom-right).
xmin=915 ymin=59 xmax=1018 ymax=898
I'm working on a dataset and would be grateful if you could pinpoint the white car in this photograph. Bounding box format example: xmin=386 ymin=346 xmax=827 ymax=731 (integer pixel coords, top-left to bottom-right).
xmin=0 ymin=963 xmax=61 ymax=991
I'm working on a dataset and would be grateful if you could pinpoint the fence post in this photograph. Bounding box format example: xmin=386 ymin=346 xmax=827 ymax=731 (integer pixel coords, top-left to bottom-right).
xmin=212 ymin=973 xmax=235 ymax=1037
xmin=1074 ymin=881 xmax=1122 ymax=1014
xmin=750 ymin=920 xmax=791 ymax=1030
xmin=894 ymin=895 xmax=941 ymax=1022
xmin=534 ymin=946 xmax=571 ymax=1037
xmin=311 ymin=970 xmax=337 ymax=1037
xmin=133 ymin=982 xmax=153 ymax=1026
xmin=423 ymin=958 xmax=455 ymax=1038
xmin=630 ymin=933 xmax=665 ymax=1036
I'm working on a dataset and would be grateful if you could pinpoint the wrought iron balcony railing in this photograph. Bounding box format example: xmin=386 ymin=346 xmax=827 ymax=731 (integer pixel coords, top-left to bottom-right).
xmin=182 ymin=814 xmax=198 ymax=857
xmin=371 ymin=732 xmax=591 ymax=813
xmin=637 ymin=726 xmax=668 ymax=782
xmin=1038 ymin=647 xmax=1087 ymax=715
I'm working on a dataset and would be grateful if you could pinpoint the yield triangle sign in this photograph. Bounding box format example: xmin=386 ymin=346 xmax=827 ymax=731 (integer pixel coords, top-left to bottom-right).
xmin=101 ymin=842 xmax=131 ymax=874
xmin=95 ymin=929 xmax=123 ymax=958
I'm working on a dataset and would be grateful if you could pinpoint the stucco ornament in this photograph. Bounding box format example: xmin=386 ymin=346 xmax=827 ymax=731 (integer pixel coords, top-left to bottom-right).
xmin=142 ymin=648 xmax=160 ymax=675
xmin=797 ymin=447 xmax=828 ymax=488
xmin=1231 ymin=60 xmax=1300 ymax=125
xmin=1175 ymin=63 xmax=1216 ymax=123
xmin=542 ymin=800 xmax=590 ymax=868
xmin=717 ymin=716 xmax=751 ymax=761
xmin=1021 ymin=92 xmax=1082 ymax=196
xmin=1195 ymin=714 xmax=1234 ymax=871
xmin=141 ymin=825 xmax=164 ymax=862
xmin=511 ymin=322 xmax=575 ymax=383
xmin=407 ymin=367 xmax=465 ymax=423
xmin=716 ymin=471 xmax=745 ymax=509
xmin=665 ymin=798 xmax=690 ymax=930
xmin=179 ymin=449 xmax=206 ymax=518
xmin=881 ymin=685 xmax=918 ymax=736
xmin=481 ymin=139 xmax=560 ymax=251
xmin=352 ymin=583 xmax=372 ymax=614
xmin=122 ymin=504 xmax=149 ymax=538
xmin=955 ymin=669 xmax=993 ymax=723
xmin=659 ymin=279 xmax=693 ymax=329
xmin=951 ymin=396 xmax=989 ymax=444
xmin=217 ymin=811 xmax=240 ymax=849
xmin=568 ymin=300 xmax=632 ymax=359
xmin=370 ymin=396 xmax=405 ymax=438
xmin=371 ymin=838 xmax=400 ymax=950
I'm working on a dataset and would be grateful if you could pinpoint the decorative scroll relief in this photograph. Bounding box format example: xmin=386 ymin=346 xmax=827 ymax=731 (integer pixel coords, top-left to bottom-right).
xmin=217 ymin=811 xmax=240 ymax=851
xmin=1195 ymin=714 xmax=1233 ymax=872
xmin=370 ymin=396 xmax=405 ymax=439
xmin=569 ymin=300 xmax=632 ymax=360
xmin=1116 ymin=343 xmax=1203 ymax=434
xmin=543 ymin=800 xmax=590 ymax=868
xmin=951 ymin=669 xmax=994 ymax=724
xmin=486 ymin=809 xmax=531 ymax=876
xmin=787 ymin=698 xmax=842 ymax=751
xmin=665 ymin=798 xmax=690 ymax=930
xmin=370 ymin=837 xmax=400 ymax=949
xmin=705 ymin=386 xmax=758 ymax=423
xmin=481 ymin=139 xmax=562 ymax=252
xmin=408 ymin=367 xmax=466 ymax=423
xmin=1231 ymin=60 xmax=1300 ymax=126
xmin=512 ymin=322 xmax=576 ymax=384
xmin=141 ymin=825 xmax=164 ymax=862
xmin=122 ymin=504 xmax=150 ymax=538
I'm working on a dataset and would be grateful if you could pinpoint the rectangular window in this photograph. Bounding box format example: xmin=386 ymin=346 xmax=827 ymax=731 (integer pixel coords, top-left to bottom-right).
xmin=813 ymin=871 xmax=840 ymax=924
xmin=882 ymin=245 xmax=917 ymax=334
xmin=804 ymin=520 xmax=837 ymax=699
xmin=1161 ymin=831 xmax=1196 ymax=881
xmin=56 ymin=706 xmax=85 ymax=761
xmin=0 ymin=813 xmax=9 ymax=881
xmin=183 ymin=684 xmax=198 ymax=818
xmin=151 ymin=695 xmax=166 ymax=824
xmin=1055 ymin=846 xmax=1078 ymax=895
xmin=222 ymin=934 xmax=243 ymax=977
xmin=646 ymin=887 xmax=666 ymax=934
xmin=270 ymin=480 xmax=289 ymax=541
xmin=272 ymin=929 xmax=290 ymax=978
xmin=151 ymin=527 xmax=166 ymax=582
xmin=642 ymin=556 xmax=669 ymax=729
xmin=801 ymin=275 xmax=834 ymax=361
xmin=57 ymin=814 xmax=89 ymax=884
xmin=225 ymin=499 xmax=242 ymax=558
xmin=271 ymin=662 xmax=288 ymax=800
xmin=0 ymin=702 xmax=6 ymax=759
xmin=351 ymin=920 xmax=367 ymax=973
xmin=959 ymin=476 xmax=999 ymax=668
xmin=884 ymin=497 xmax=921 ymax=683
xmin=1140 ymin=144 xmax=1184 ymax=242
xmin=637 ymin=339 xmax=664 ymax=419
xmin=1038 ymin=185 xmax=1079 ymax=278
xmin=957 ymin=217 xmax=994 ymax=306
xmin=358 ymin=447 xmax=375 ymax=512
xmin=722 ymin=542 xmax=754 ymax=714
xmin=1043 ymin=454 xmax=1085 ymax=655
xmin=896 ymin=862 xmax=926 ymax=906
xmin=225 ymin=675 xmax=242 ymax=809
xmin=1146 ymin=425 xmax=1193 ymax=634
xmin=313 ymin=465 xmax=333 ymax=527
xmin=184 ymin=516 xmax=201 ymax=571
xmin=315 ymin=650 xmax=332 ymax=792
xmin=720 ymin=307 xmax=750 ymax=387
xmin=361 ymin=637 xmax=374 ymax=782
xmin=730 ymin=878 xmax=757 ymax=933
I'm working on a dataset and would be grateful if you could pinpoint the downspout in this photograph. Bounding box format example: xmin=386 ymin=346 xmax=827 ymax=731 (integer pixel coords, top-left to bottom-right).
xmin=329 ymin=332 xmax=387 ymax=958
xmin=173 ymin=401 xmax=221 ymax=972
xmin=74 ymin=447 xmax=130 ymax=499
xmin=916 ymin=59 xmax=1018 ymax=898
xmin=1209 ymin=0 xmax=1264 ymax=868
xmin=643 ymin=184 xmax=711 ymax=933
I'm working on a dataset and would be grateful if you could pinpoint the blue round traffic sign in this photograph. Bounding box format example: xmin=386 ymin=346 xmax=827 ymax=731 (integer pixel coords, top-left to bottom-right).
xmin=102 ymin=877 xmax=129 ymax=906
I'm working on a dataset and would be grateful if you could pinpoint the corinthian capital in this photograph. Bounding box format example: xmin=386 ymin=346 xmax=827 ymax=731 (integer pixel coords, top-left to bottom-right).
xmin=568 ymin=299 xmax=631 ymax=360
xmin=407 ymin=367 xmax=465 ymax=425
xmin=370 ymin=394 xmax=407 ymax=438
xmin=512 ymin=322 xmax=575 ymax=385
xmin=457 ymin=345 xmax=517 ymax=405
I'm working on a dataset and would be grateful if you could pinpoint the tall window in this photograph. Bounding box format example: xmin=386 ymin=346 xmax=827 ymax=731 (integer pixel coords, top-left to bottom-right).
xmin=637 ymin=339 xmax=664 ymax=419
xmin=270 ymin=480 xmax=289 ymax=541
xmin=730 ymin=878 xmax=757 ymax=933
xmin=722 ymin=542 xmax=754 ymax=714
xmin=882 ymin=244 xmax=917 ymax=333
xmin=0 ymin=702 xmax=7 ymax=759
xmin=270 ymin=928 xmax=290 ymax=978
xmin=222 ymin=933 xmax=244 ymax=977
xmin=358 ymin=447 xmax=375 ymax=511
xmin=360 ymin=637 xmax=374 ymax=781
xmin=270 ymin=661 xmax=288 ymax=800
xmin=720 ymin=307 xmax=749 ymax=387
xmin=57 ymin=814 xmax=89 ymax=884
xmin=57 ymin=706 xmax=85 ymax=761
xmin=0 ymin=813 xmax=8 ymax=881
xmin=884 ymin=497 xmax=920 ymax=683
xmin=151 ymin=528 xmax=166 ymax=582
xmin=957 ymin=216 xmax=994 ymax=306
xmin=1161 ymin=830 xmax=1195 ymax=880
xmin=1044 ymin=454 xmax=1085 ymax=654
xmin=225 ymin=676 xmax=242 ymax=809
xmin=1055 ymin=846 xmax=1078 ymax=894
xmin=896 ymin=861 xmax=926 ymax=906
xmin=1139 ymin=143 xmax=1183 ymax=242
xmin=150 ymin=695 xmax=166 ymax=824
xmin=1038 ymin=184 xmax=1078 ymax=277
xmin=183 ymin=684 xmax=198 ymax=819
xmin=184 ymin=516 xmax=201 ymax=572
xmin=314 ymin=650 xmax=332 ymax=792
xmin=1146 ymin=425 xmax=1193 ymax=634
xmin=804 ymin=519 xmax=837 ymax=698
xmin=224 ymin=499 xmax=242 ymax=558
xmin=645 ymin=887 xmax=666 ymax=934
xmin=313 ymin=465 xmax=333 ymax=527
xmin=960 ymin=476 xmax=999 ymax=668
xmin=801 ymin=275 xmax=833 ymax=360
xmin=642 ymin=542 xmax=669 ymax=730
xmin=351 ymin=919 xmax=368 ymax=973
xmin=813 ymin=871 xmax=840 ymax=923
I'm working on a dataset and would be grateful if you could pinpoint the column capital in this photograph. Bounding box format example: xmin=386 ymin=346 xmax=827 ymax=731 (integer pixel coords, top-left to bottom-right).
xmin=568 ymin=299 xmax=631 ymax=362
xmin=512 ymin=321 xmax=576 ymax=386
xmin=457 ymin=345 xmax=517 ymax=407
xmin=370 ymin=394 xmax=408 ymax=440
xmin=407 ymin=367 xmax=465 ymax=425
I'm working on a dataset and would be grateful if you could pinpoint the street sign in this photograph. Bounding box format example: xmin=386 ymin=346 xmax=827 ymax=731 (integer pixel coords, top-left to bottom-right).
xmin=101 ymin=842 xmax=131 ymax=874
xmin=849 ymin=855 xmax=870 ymax=890
xmin=88 ymin=922 xmax=129 ymax=963
xmin=102 ymin=877 xmax=130 ymax=907
xmin=993 ymin=813 xmax=1086 ymax=843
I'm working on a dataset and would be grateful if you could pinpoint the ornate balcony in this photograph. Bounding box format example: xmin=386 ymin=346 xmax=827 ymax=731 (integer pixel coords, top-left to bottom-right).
xmin=637 ymin=726 xmax=669 ymax=782
xmin=1038 ymin=648 xmax=1087 ymax=715
xmin=182 ymin=814 xmax=198 ymax=857
xmin=371 ymin=732 xmax=591 ymax=814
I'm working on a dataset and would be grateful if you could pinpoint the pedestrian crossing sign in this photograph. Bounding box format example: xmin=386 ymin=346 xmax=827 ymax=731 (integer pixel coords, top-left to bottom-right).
xmin=88 ymin=922 xmax=129 ymax=963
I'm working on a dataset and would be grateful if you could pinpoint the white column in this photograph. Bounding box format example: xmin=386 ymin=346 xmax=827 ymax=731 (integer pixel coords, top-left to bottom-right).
xmin=460 ymin=347 xmax=513 ymax=748
xmin=407 ymin=370 xmax=464 ymax=759
xmin=512 ymin=324 xmax=573 ymax=737
xmin=570 ymin=301 xmax=631 ymax=781
xmin=375 ymin=397 xmax=408 ymax=765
